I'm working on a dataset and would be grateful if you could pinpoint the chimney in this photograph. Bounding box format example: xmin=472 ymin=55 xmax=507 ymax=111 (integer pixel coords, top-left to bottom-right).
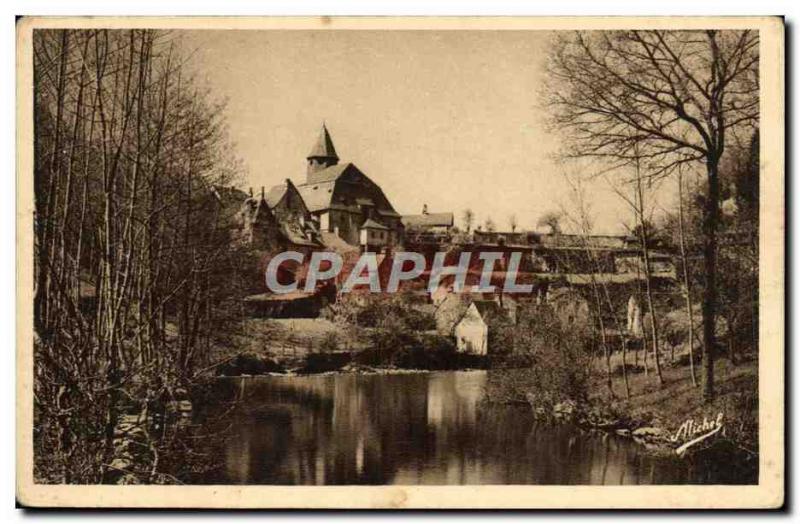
xmin=260 ymin=186 xmax=265 ymax=201
xmin=249 ymin=187 xmax=253 ymax=197
xmin=422 ymin=204 xmax=428 ymax=215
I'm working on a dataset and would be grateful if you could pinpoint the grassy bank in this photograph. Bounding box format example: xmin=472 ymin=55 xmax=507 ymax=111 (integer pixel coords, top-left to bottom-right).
xmin=485 ymin=345 xmax=758 ymax=469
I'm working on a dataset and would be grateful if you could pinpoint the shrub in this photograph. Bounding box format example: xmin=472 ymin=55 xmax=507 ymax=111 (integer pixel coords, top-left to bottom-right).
xmin=502 ymin=305 xmax=594 ymax=413
xmin=298 ymin=351 xmax=352 ymax=374
xmin=319 ymin=331 xmax=341 ymax=353
xmin=391 ymin=334 xmax=459 ymax=370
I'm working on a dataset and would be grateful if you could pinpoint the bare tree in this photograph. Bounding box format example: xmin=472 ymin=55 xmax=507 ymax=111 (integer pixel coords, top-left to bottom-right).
xmin=508 ymin=214 xmax=519 ymax=233
xmin=484 ymin=216 xmax=496 ymax=233
xmin=462 ymin=208 xmax=475 ymax=233
xmin=33 ymin=29 xmax=244 ymax=483
xmin=560 ymin=176 xmax=625 ymax=398
xmin=546 ymin=30 xmax=759 ymax=401
xmin=676 ymin=166 xmax=698 ymax=386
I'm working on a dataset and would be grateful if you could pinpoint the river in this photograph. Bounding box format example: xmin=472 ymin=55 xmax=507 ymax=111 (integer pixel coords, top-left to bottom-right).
xmin=198 ymin=370 xmax=748 ymax=485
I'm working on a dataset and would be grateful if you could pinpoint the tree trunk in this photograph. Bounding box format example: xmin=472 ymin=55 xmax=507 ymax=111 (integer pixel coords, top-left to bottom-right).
xmin=677 ymin=170 xmax=698 ymax=386
xmin=635 ymin=158 xmax=663 ymax=386
xmin=702 ymin=159 xmax=720 ymax=402
xmin=620 ymin=339 xmax=630 ymax=398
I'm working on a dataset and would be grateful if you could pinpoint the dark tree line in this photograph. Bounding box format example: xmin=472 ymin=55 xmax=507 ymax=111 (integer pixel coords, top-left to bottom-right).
xmin=33 ymin=29 xmax=246 ymax=483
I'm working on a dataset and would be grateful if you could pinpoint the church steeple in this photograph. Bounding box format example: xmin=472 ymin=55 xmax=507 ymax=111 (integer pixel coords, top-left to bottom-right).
xmin=306 ymin=123 xmax=339 ymax=179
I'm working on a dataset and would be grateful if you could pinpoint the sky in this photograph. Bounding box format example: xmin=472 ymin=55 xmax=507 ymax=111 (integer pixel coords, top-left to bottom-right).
xmin=179 ymin=30 xmax=675 ymax=235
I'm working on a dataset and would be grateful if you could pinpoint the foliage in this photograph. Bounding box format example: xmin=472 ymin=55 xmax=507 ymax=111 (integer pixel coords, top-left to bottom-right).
xmin=536 ymin=210 xmax=563 ymax=234
xmin=490 ymin=303 xmax=594 ymax=411
xmin=354 ymin=294 xmax=436 ymax=331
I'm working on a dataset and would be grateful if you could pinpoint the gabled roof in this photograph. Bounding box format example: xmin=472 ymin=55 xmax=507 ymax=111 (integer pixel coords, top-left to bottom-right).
xmin=361 ymin=218 xmax=389 ymax=230
xmin=307 ymin=123 xmax=339 ymax=161
xmin=320 ymin=231 xmax=360 ymax=254
xmin=402 ymin=212 xmax=454 ymax=229
xmin=264 ymin=178 xmax=308 ymax=214
xmin=211 ymin=185 xmax=249 ymax=205
xmin=280 ymin=222 xmax=319 ymax=247
xmin=264 ymin=183 xmax=289 ymax=208
xmin=455 ymin=299 xmax=504 ymax=327
xmin=209 ymin=185 xmax=250 ymax=226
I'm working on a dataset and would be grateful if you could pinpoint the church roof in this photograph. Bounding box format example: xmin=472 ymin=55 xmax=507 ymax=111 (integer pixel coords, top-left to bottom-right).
xmin=296 ymin=180 xmax=338 ymax=213
xmin=305 ymin=163 xmax=350 ymax=185
xmin=307 ymin=123 xmax=339 ymax=160
xmin=296 ymin=163 xmax=399 ymax=218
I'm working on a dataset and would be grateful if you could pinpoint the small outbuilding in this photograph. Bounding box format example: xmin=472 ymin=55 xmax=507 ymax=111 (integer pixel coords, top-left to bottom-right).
xmin=454 ymin=300 xmax=503 ymax=356
xmin=360 ymin=218 xmax=390 ymax=252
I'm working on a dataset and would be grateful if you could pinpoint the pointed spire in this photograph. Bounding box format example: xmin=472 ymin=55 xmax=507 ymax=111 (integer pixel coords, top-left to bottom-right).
xmin=307 ymin=123 xmax=339 ymax=161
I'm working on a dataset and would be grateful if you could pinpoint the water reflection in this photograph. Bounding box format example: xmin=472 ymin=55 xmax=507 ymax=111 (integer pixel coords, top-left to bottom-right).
xmin=206 ymin=371 xmax=728 ymax=485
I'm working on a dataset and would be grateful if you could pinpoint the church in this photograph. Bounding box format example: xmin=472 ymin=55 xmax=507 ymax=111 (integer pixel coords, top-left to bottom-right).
xmin=293 ymin=124 xmax=404 ymax=249
xmin=233 ymin=123 xmax=455 ymax=254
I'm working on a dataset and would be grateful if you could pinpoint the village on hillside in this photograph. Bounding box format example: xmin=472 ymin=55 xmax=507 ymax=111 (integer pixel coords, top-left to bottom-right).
xmin=212 ymin=123 xmax=681 ymax=367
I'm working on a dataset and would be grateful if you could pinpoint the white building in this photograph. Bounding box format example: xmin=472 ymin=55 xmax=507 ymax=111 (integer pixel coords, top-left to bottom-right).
xmin=454 ymin=300 xmax=503 ymax=356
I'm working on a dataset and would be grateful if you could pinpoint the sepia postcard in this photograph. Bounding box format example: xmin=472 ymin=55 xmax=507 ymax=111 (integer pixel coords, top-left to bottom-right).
xmin=16 ymin=16 xmax=784 ymax=509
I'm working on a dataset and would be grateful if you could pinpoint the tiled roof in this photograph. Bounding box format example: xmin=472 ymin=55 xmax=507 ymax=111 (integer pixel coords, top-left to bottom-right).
xmin=296 ymin=180 xmax=337 ymax=213
xmin=209 ymin=185 xmax=250 ymax=226
xmin=402 ymin=212 xmax=454 ymax=228
xmin=319 ymin=232 xmax=360 ymax=253
xmin=297 ymin=163 xmax=399 ymax=218
xmin=361 ymin=218 xmax=389 ymax=230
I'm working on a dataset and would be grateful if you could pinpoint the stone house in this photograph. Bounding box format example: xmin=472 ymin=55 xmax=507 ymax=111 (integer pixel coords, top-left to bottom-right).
xmin=232 ymin=186 xmax=320 ymax=253
xmin=264 ymin=178 xmax=320 ymax=253
xmin=232 ymin=189 xmax=283 ymax=251
xmin=265 ymin=178 xmax=310 ymax=225
xmin=359 ymin=218 xmax=391 ymax=253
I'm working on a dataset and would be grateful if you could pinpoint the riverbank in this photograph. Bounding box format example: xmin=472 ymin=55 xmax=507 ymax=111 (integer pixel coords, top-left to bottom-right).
xmin=205 ymin=317 xmax=488 ymax=375
xmin=210 ymin=348 xmax=488 ymax=376
xmin=485 ymin=349 xmax=758 ymax=470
